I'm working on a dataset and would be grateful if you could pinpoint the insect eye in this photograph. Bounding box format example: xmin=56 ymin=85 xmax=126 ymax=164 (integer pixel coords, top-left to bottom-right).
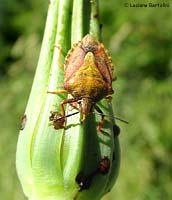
xmin=82 ymin=45 xmax=97 ymax=53
xmin=83 ymin=47 xmax=90 ymax=52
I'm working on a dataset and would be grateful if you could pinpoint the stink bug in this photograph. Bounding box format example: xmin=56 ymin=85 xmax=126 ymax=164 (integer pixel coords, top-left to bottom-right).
xmin=48 ymin=34 xmax=115 ymax=130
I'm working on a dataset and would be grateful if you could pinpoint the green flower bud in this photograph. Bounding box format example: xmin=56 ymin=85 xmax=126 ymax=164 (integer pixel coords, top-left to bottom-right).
xmin=16 ymin=0 xmax=120 ymax=200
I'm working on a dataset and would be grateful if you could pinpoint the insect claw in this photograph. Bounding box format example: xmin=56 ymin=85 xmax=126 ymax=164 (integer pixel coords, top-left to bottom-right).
xmin=47 ymin=89 xmax=68 ymax=95
xmin=80 ymin=113 xmax=85 ymax=124
xmin=54 ymin=45 xmax=61 ymax=49
xmin=97 ymin=124 xmax=102 ymax=132
xmin=105 ymin=95 xmax=113 ymax=102
xmin=112 ymin=76 xmax=117 ymax=81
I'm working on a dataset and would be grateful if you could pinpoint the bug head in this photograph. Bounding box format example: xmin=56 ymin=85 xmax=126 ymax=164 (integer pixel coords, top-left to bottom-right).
xmin=79 ymin=97 xmax=94 ymax=121
xmin=81 ymin=34 xmax=99 ymax=53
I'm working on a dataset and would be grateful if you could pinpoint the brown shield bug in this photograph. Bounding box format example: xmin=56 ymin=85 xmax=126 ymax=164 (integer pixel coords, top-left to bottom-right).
xmin=48 ymin=34 xmax=115 ymax=130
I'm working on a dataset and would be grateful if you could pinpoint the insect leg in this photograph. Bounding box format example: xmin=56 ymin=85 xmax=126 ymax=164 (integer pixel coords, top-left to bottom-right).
xmin=47 ymin=89 xmax=68 ymax=95
xmin=54 ymin=45 xmax=64 ymax=69
xmin=94 ymin=105 xmax=105 ymax=132
xmin=68 ymin=102 xmax=79 ymax=111
xmin=60 ymin=98 xmax=78 ymax=117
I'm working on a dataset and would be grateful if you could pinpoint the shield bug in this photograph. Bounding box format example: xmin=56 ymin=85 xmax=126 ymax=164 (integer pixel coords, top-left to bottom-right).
xmin=48 ymin=34 xmax=115 ymax=130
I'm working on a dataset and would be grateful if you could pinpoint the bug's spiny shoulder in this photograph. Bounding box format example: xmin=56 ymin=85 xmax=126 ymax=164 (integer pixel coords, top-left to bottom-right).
xmin=96 ymin=42 xmax=116 ymax=82
xmin=99 ymin=43 xmax=114 ymax=70
xmin=65 ymin=40 xmax=82 ymax=64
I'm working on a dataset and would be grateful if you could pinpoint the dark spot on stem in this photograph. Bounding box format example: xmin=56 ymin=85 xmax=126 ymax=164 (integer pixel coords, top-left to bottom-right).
xmin=112 ymin=151 xmax=115 ymax=161
xmin=99 ymin=24 xmax=103 ymax=30
xmin=20 ymin=114 xmax=27 ymax=130
xmin=93 ymin=13 xmax=99 ymax=18
xmin=75 ymin=156 xmax=110 ymax=191
xmin=75 ymin=172 xmax=92 ymax=191
xmin=113 ymin=124 xmax=120 ymax=137
xmin=99 ymin=156 xmax=110 ymax=174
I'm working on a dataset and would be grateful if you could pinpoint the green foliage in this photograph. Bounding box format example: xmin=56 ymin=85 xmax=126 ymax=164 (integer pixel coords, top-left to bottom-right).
xmin=100 ymin=1 xmax=172 ymax=200
xmin=0 ymin=0 xmax=172 ymax=199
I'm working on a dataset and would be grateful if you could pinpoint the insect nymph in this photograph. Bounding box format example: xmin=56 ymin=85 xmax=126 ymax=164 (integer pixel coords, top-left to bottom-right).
xmin=49 ymin=34 xmax=115 ymax=130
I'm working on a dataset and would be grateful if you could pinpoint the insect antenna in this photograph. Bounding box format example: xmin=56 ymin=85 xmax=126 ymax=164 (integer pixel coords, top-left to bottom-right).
xmin=92 ymin=111 xmax=129 ymax=124
xmin=57 ymin=111 xmax=79 ymax=120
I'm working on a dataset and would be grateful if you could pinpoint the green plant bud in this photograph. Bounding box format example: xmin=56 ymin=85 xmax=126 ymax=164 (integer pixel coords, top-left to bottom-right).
xmin=16 ymin=0 xmax=120 ymax=200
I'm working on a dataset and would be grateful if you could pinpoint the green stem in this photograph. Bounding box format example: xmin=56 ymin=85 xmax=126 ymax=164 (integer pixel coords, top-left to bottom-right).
xmin=71 ymin=0 xmax=83 ymax=42
xmin=89 ymin=0 xmax=100 ymax=39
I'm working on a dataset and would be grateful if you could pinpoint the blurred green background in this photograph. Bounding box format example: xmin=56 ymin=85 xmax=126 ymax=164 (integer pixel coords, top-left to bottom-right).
xmin=0 ymin=0 xmax=172 ymax=199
